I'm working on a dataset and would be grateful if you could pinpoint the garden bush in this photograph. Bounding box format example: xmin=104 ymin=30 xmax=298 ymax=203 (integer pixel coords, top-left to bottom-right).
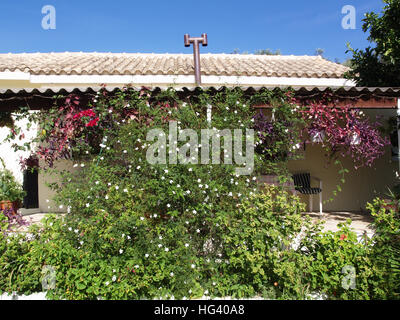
xmin=0 ymin=87 xmax=396 ymax=300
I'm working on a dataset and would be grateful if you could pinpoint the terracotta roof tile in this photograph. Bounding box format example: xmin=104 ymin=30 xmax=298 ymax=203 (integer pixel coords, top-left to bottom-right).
xmin=0 ymin=52 xmax=349 ymax=78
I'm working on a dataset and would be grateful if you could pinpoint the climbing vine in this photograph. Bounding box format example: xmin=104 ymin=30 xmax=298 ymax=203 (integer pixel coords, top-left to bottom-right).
xmin=3 ymin=86 xmax=390 ymax=200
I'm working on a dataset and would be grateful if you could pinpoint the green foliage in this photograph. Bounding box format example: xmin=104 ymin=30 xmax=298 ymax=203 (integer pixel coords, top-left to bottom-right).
xmin=0 ymin=167 xmax=26 ymax=202
xmin=216 ymin=186 xmax=321 ymax=299
xmin=346 ymin=0 xmax=400 ymax=86
xmin=367 ymin=198 xmax=400 ymax=298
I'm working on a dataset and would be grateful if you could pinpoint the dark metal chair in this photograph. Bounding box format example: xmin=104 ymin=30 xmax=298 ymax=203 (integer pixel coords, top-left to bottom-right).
xmin=292 ymin=173 xmax=323 ymax=214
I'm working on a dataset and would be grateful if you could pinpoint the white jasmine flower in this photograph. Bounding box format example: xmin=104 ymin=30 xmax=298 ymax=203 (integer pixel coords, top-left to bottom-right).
xmin=170 ymin=272 xmax=174 ymax=277
xmin=140 ymin=217 xmax=145 ymax=221
xmin=123 ymin=188 xmax=128 ymax=193
xmin=112 ymin=275 xmax=117 ymax=282
xmin=185 ymin=243 xmax=189 ymax=247
xmin=165 ymin=248 xmax=169 ymax=252
xmin=191 ymin=264 xmax=196 ymax=269
xmin=119 ymin=249 xmax=124 ymax=254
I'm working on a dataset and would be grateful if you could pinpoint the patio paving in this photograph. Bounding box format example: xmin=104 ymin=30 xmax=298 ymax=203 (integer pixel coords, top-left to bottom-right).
xmin=305 ymin=211 xmax=375 ymax=236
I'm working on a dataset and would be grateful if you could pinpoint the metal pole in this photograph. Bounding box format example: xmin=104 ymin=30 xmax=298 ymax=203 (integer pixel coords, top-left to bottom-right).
xmin=184 ymin=33 xmax=208 ymax=85
xmin=192 ymin=39 xmax=201 ymax=85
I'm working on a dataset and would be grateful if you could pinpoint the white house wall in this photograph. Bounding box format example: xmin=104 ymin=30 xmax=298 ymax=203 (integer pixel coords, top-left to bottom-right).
xmin=0 ymin=112 xmax=38 ymax=184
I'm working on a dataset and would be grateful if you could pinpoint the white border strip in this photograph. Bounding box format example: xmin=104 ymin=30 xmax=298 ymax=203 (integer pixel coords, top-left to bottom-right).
xmin=28 ymin=74 xmax=356 ymax=87
xmin=0 ymin=71 xmax=30 ymax=80
xmin=0 ymin=72 xmax=357 ymax=87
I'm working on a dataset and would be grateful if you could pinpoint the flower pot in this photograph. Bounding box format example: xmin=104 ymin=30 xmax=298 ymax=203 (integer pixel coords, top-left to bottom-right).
xmin=0 ymin=200 xmax=21 ymax=215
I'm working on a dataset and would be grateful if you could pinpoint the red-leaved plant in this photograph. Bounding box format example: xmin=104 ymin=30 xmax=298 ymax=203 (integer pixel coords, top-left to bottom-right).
xmin=297 ymin=95 xmax=389 ymax=169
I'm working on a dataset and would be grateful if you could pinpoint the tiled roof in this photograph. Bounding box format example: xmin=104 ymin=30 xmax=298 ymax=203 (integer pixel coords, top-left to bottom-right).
xmin=0 ymin=52 xmax=349 ymax=78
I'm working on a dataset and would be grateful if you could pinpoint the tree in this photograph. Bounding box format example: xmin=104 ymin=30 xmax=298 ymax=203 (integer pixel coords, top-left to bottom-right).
xmin=254 ymin=49 xmax=281 ymax=55
xmin=230 ymin=49 xmax=280 ymax=55
xmin=346 ymin=0 xmax=400 ymax=86
xmin=314 ymin=48 xmax=325 ymax=57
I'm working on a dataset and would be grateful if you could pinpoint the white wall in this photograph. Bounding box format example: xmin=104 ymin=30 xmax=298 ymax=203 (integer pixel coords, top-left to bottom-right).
xmin=0 ymin=112 xmax=38 ymax=184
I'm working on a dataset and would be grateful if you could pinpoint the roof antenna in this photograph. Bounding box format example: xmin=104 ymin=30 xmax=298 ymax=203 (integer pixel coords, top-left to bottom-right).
xmin=184 ymin=33 xmax=208 ymax=85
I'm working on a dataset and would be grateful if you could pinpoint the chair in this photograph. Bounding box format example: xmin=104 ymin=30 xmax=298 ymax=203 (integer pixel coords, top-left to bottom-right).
xmin=292 ymin=173 xmax=323 ymax=214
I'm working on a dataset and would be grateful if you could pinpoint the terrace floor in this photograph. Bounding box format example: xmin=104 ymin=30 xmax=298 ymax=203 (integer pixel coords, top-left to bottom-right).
xmin=304 ymin=211 xmax=375 ymax=236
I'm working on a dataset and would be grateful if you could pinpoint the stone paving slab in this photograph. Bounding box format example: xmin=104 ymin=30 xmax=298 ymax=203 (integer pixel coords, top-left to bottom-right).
xmin=305 ymin=211 xmax=375 ymax=237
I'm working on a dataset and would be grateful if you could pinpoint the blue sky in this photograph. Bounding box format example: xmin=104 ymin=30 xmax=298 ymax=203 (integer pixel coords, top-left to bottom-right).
xmin=0 ymin=0 xmax=384 ymax=62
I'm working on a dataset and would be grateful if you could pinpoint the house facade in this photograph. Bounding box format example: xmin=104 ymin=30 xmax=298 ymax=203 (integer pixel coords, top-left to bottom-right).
xmin=0 ymin=52 xmax=399 ymax=213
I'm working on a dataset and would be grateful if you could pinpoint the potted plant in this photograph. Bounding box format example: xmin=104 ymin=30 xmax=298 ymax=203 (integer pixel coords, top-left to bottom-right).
xmin=0 ymin=168 xmax=26 ymax=215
